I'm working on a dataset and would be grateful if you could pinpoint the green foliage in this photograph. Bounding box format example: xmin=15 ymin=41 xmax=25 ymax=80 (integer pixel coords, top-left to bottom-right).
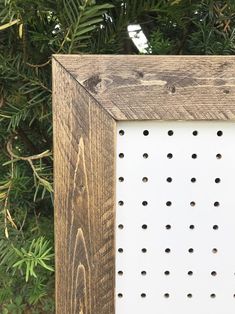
xmin=0 ymin=0 xmax=235 ymax=312
xmin=13 ymin=237 xmax=54 ymax=282
xmin=2 ymin=296 xmax=26 ymax=314
xmin=148 ymin=30 xmax=173 ymax=54
xmin=0 ymin=230 xmax=54 ymax=313
xmin=147 ymin=0 xmax=235 ymax=54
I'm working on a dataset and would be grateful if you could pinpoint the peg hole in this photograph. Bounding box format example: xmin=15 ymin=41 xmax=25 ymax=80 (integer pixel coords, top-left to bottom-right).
xmin=119 ymin=130 xmax=125 ymax=136
xmin=143 ymin=130 xmax=149 ymax=136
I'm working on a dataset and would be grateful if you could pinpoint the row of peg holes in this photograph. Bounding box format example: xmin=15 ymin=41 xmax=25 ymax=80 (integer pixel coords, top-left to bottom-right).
xmin=117 ymin=293 xmax=234 ymax=299
xmin=117 ymin=270 xmax=221 ymax=276
xmin=119 ymin=153 xmax=222 ymax=159
xmin=118 ymin=177 xmax=222 ymax=183
xmin=118 ymin=224 xmax=219 ymax=230
xmin=118 ymin=129 xmax=223 ymax=160
xmin=118 ymin=201 xmax=220 ymax=207
xmin=118 ymin=247 xmax=219 ymax=253
xmin=119 ymin=129 xmax=224 ymax=137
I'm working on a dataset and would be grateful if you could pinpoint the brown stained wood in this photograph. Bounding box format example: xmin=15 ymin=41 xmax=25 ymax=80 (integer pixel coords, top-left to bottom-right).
xmin=53 ymin=55 xmax=235 ymax=120
xmin=52 ymin=57 xmax=116 ymax=314
xmin=53 ymin=54 xmax=235 ymax=313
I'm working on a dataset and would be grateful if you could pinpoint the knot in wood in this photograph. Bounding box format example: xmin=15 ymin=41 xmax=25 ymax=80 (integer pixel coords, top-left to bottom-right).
xmin=166 ymin=84 xmax=176 ymax=94
xmin=83 ymin=74 xmax=102 ymax=94
xmin=78 ymin=185 xmax=85 ymax=193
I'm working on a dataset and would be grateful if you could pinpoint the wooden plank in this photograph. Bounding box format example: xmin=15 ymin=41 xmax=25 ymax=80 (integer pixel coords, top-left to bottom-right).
xmin=54 ymin=55 xmax=235 ymax=121
xmin=52 ymin=57 xmax=116 ymax=314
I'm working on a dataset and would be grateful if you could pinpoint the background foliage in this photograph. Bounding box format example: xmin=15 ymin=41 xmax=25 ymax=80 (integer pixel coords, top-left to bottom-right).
xmin=0 ymin=0 xmax=235 ymax=312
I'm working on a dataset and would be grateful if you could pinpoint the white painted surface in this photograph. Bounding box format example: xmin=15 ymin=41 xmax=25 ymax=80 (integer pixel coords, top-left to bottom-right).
xmin=116 ymin=121 xmax=235 ymax=314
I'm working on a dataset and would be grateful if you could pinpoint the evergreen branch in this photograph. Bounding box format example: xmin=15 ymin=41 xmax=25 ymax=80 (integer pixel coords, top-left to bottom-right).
xmin=6 ymin=140 xmax=53 ymax=199
xmin=12 ymin=237 xmax=54 ymax=282
xmin=60 ymin=0 xmax=113 ymax=53
xmin=19 ymin=74 xmax=51 ymax=94
xmin=1 ymin=159 xmax=17 ymax=239
xmin=16 ymin=128 xmax=41 ymax=156
xmin=15 ymin=127 xmax=53 ymax=168
xmin=6 ymin=140 xmax=51 ymax=161
xmin=0 ymin=55 xmax=51 ymax=93
xmin=0 ymin=18 xmax=20 ymax=31
xmin=26 ymin=59 xmax=51 ymax=69
xmin=56 ymin=28 xmax=70 ymax=53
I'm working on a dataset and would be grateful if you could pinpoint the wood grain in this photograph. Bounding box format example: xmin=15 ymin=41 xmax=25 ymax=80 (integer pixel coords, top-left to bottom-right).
xmin=52 ymin=57 xmax=116 ymax=314
xmin=54 ymin=55 xmax=235 ymax=120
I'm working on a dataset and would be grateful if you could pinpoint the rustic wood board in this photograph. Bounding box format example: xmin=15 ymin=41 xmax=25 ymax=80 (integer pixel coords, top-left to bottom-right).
xmin=53 ymin=58 xmax=116 ymax=314
xmin=54 ymin=55 xmax=235 ymax=121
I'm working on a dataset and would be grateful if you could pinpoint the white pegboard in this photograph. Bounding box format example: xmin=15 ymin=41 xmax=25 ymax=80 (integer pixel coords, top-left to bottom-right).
xmin=116 ymin=121 xmax=235 ymax=314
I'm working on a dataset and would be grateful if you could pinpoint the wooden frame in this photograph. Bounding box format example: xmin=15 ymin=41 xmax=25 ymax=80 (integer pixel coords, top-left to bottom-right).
xmin=52 ymin=55 xmax=235 ymax=314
